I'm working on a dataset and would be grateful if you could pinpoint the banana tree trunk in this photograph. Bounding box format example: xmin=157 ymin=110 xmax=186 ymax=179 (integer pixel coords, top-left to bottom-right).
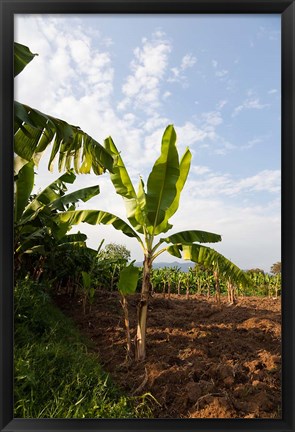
xmin=227 ymin=280 xmax=237 ymax=304
xmin=168 ymin=281 xmax=171 ymax=299
xmin=120 ymin=293 xmax=132 ymax=361
xmin=162 ymin=280 xmax=166 ymax=298
xmin=275 ymin=282 xmax=279 ymax=298
xmin=207 ymin=280 xmax=211 ymax=298
xmin=186 ymin=279 xmax=190 ymax=300
xmin=197 ymin=279 xmax=201 ymax=295
xmin=177 ymin=281 xmax=181 ymax=296
xmin=135 ymin=254 xmax=152 ymax=361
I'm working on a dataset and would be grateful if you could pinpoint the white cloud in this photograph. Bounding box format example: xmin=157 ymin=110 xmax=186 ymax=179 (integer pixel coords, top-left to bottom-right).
xmin=68 ymin=39 xmax=91 ymax=65
xmin=190 ymin=110 xmax=236 ymax=156
xmin=185 ymin=169 xmax=280 ymax=199
xmin=167 ymin=53 xmax=196 ymax=87
xmin=268 ymin=88 xmax=278 ymax=95
xmin=210 ymin=61 xmax=234 ymax=90
xmin=202 ymin=111 xmax=223 ymax=127
xmin=142 ymin=115 xmax=170 ymax=133
xmin=240 ymin=137 xmax=263 ymax=150
xmin=120 ymin=32 xmax=172 ymax=115
xmin=257 ymin=26 xmax=280 ymax=42
xmin=213 ymin=141 xmax=236 ymax=155
xmin=176 ymin=122 xmax=209 ymax=147
xmin=162 ymin=91 xmax=172 ymax=100
xmin=153 ymin=29 xmax=166 ymax=38
xmin=216 ymin=100 xmax=228 ymax=109
xmin=15 ymin=15 xmax=114 ymax=121
xmin=238 ymin=170 xmax=280 ymax=194
xmin=215 ymin=69 xmax=228 ymax=78
xmin=232 ymin=97 xmax=270 ymax=117
xmin=191 ymin=165 xmax=211 ymax=176
xmin=180 ymin=53 xmax=197 ymax=70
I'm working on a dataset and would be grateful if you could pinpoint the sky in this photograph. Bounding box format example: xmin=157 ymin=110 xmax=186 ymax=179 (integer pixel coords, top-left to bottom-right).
xmin=14 ymin=14 xmax=281 ymax=271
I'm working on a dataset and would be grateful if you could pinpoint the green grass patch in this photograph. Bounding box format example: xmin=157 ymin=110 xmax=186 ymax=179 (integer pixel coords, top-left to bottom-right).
xmin=14 ymin=277 xmax=153 ymax=418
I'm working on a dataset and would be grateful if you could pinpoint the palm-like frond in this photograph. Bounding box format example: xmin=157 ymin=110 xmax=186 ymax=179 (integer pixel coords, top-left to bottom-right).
xmin=14 ymin=102 xmax=114 ymax=175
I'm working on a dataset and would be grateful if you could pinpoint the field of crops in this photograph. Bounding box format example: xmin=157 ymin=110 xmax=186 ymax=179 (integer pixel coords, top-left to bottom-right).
xmin=55 ymin=289 xmax=281 ymax=419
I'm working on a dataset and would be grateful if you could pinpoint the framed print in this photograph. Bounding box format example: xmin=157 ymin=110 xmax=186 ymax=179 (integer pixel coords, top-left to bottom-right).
xmin=1 ymin=1 xmax=294 ymax=431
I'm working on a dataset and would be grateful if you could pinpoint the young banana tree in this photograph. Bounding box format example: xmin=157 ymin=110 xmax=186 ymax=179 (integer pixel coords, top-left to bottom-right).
xmin=55 ymin=125 xmax=250 ymax=361
xmin=117 ymin=261 xmax=140 ymax=361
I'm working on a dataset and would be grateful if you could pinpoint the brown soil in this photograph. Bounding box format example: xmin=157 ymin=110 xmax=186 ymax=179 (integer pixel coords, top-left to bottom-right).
xmin=54 ymin=291 xmax=281 ymax=419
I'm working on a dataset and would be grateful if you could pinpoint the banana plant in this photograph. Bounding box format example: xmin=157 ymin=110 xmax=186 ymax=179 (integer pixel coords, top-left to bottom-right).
xmin=271 ymin=273 xmax=281 ymax=298
xmin=14 ymin=42 xmax=113 ymax=175
xmin=117 ymin=262 xmax=140 ymax=361
xmin=176 ymin=270 xmax=187 ymax=296
xmin=79 ymin=240 xmax=105 ymax=314
xmin=226 ymin=277 xmax=237 ymax=304
xmin=14 ymin=162 xmax=100 ymax=256
xmin=55 ymin=125 xmax=250 ymax=361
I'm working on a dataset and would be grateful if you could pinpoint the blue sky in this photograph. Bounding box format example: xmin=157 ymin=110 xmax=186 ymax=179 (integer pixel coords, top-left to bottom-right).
xmin=14 ymin=14 xmax=281 ymax=271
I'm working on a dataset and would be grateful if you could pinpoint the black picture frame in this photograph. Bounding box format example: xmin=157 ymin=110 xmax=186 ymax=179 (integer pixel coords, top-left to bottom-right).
xmin=1 ymin=1 xmax=294 ymax=431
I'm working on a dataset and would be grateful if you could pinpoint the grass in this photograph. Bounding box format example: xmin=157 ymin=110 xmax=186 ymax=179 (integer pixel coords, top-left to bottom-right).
xmin=14 ymin=277 xmax=153 ymax=418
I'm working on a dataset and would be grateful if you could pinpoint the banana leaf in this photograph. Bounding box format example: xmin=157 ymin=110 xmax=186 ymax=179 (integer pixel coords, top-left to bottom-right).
xmin=14 ymin=42 xmax=38 ymax=77
xmin=14 ymin=102 xmax=114 ymax=175
xmin=104 ymin=137 xmax=146 ymax=233
xmin=167 ymin=243 xmax=250 ymax=288
xmin=160 ymin=230 xmax=222 ymax=245
xmin=14 ymin=161 xmax=35 ymax=222
xmin=54 ymin=210 xmax=142 ymax=242
xmin=118 ymin=262 xmax=140 ymax=295
xmin=153 ymin=147 xmax=191 ymax=235
xmin=145 ymin=125 xmax=180 ymax=233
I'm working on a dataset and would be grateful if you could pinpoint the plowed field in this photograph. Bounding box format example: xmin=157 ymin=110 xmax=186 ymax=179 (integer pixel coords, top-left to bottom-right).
xmin=55 ymin=291 xmax=281 ymax=419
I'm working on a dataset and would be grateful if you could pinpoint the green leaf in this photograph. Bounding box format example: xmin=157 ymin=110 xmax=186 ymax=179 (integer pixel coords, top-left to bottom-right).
xmin=54 ymin=210 xmax=142 ymax=241
xmin=82 ymin=271 xmax=91 ymax=290
xmin=14 ymin=161 xmax=35 ymax=222
xmin=161 ymin=230 xmax=222 ymax=245
xmin=118 ymin=262 xmax=139 ymax=295
xmin=49 ymin=185 xmax=100 ymax=211
xmin=15 ymin=228 xmax=47 ymax=254
xmin=20 ymin=170 xmax=77 ymax=223
xmin=104 ymin=137 xmax=136 ymax=198
xmin=134 ymin=177 xmax=149 ymax=229
xmin=104 ymin=137 xmax=145 ymax=233
xmin=89 ymin=287 xmax=95 ymax=300
xmin=57 ymin=233 xmax=87 ymax=244
xmin=153 ymin=147 xmax=192 ymax=235
xmin=14 ymin=42 xmax=38 ymax=77
xmin=14 ymin=102 xmax=114 ymax=174
xmin=145 ymin=125 xmax=180 ymax=234
xmin=167 ymin=243 xmax=250 ymax=288
xmin=24 ymin=245 xmax=46 ymax=255
xmin=14 ymin=155 xmax=32 ymax=176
